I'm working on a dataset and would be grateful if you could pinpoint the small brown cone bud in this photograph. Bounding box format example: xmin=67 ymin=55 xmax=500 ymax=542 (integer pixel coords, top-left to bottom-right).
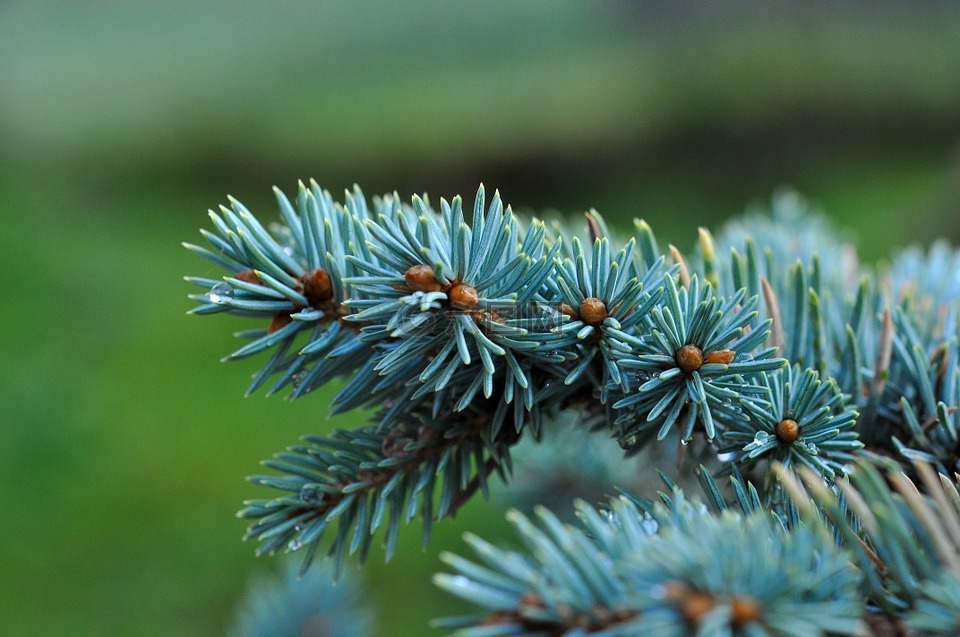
xmin=661 ymin=581 xmax=687 ymax=601
xmin=448 ymin=283 xmax=479 ymax=309
xmin=776 ymin=418 xmax=800 ymax=444
xmin=580 ymin=297 xmax=608 ymax=325
xmin=519 ymin=592 xmax=546 ymax=609
xmin=705 ymin=349 xmax=736 ymax=365
xmin=404 ymin=264 xmax=443 ymax=293
xmin=558 ymin=303 xmax=578 ymax=319
xmin=682 ymin=592 xmax=715 ymax=622
xmin=731 ymin=596 xmax=763 ymax=625
xmin=267 ymin=313 xmax=292 ymax=334
xmin=676 ymin=344 xmax=704 ymax=373
xmin=302 ymin=268 xmax=333 ymax=304
xmin=235 ymin=269 xmax=262 ymax=285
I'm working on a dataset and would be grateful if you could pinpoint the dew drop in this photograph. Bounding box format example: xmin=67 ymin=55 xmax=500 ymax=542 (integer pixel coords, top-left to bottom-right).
xmin=299 ymin=484 xmax=323 ymax=503
xmin=641 ymin=517 xmax=659 ymax=535
xmin=291 ymin=370 xmax=309 ymax=390
xmin=209 ymin=282 xmax=233 ymax=304
xmin=680 ymin=438 xmax=690 ymax=446
xmin=288 ymin=539 xmax=302 ymax=551
xmin=734 ymin=352 xmax=755 ymax=363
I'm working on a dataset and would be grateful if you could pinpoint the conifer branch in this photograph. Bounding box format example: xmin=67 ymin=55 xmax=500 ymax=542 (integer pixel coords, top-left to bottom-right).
xmin=240 ymin=399 xmax=521 ymax=575
xmin=435 ymin=494 xmax=863 ymax=636
xmin=183 ymin=183 xmax=960 ymax=635
xmin=229 ymin=559 xmax=372 ymax=637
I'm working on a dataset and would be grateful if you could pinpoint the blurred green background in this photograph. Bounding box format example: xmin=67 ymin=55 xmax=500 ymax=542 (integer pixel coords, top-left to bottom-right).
xmin=3 ymin=1 xmax=960 ymax=635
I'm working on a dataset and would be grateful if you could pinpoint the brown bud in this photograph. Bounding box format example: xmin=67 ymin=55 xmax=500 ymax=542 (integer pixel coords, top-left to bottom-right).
xmin=558 ymin=303 xmax=578 ymax=319
xmin=448 ymin=283 xmax=479 ymax=309
xmin=580 ymin=297 xmax=608 ymax=326
xmin=676 ymin=344 xmax=704 ymax=373
xmin=469 ymin=309 xmax=505 ymax=324
xmin=235 ymin=269 xmax=262 ymax=285
xmin=404 ymin=264 xmax=443 ymax=293
xmin=519 ymin=592 xmax=546 ymax=609
xmin=661 ymin=581 xmax=688 ymax=601
xmin=682 ymin=591 xmax=715 ymax=622
xmin=731 ymin=596 xmax=763 ymax=625
xmin=268 ymin=313 xmax=292 ymax=334
xmin=776 ymin=418 xmax=800 ymax=444
xmin=704 ymin=349 xmax=736 ymax=365
xmin=302 ymin=268 xmax=333 ymax=304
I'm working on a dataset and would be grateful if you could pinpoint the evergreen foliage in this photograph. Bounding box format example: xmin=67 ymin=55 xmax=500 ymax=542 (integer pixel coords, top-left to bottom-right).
xmin=186 ymin=184 xmax=960 ymax=635
xmin=434 ymin=495 xmax=863 ymax=636
xmin=229 ymin=559 xmax=372 ymax=637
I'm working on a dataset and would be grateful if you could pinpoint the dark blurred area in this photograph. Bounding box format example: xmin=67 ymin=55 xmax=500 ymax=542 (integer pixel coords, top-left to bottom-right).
xmin=5 ymin=1 xmax=960 ymax=242
xmin=3 ymin=1 xmax=960 ymax=635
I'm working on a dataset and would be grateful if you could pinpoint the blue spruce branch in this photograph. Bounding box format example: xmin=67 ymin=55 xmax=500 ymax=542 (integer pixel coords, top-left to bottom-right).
xmin=183 ymin=182 xmax=960 ymax=635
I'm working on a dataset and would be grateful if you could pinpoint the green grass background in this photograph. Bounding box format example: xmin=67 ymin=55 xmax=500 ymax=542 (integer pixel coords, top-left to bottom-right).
xmin=2 ymin=2 xmax=960 ymax=635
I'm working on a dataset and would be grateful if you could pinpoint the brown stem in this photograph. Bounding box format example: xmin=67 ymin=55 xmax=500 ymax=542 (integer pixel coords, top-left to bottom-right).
xmin=448 ymin=456 xmax=501 ymax=518
xmin=585 ymin=211 xmax=605 ymax=243
xmin=301 ymin=412 xmax=515 ymax=525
